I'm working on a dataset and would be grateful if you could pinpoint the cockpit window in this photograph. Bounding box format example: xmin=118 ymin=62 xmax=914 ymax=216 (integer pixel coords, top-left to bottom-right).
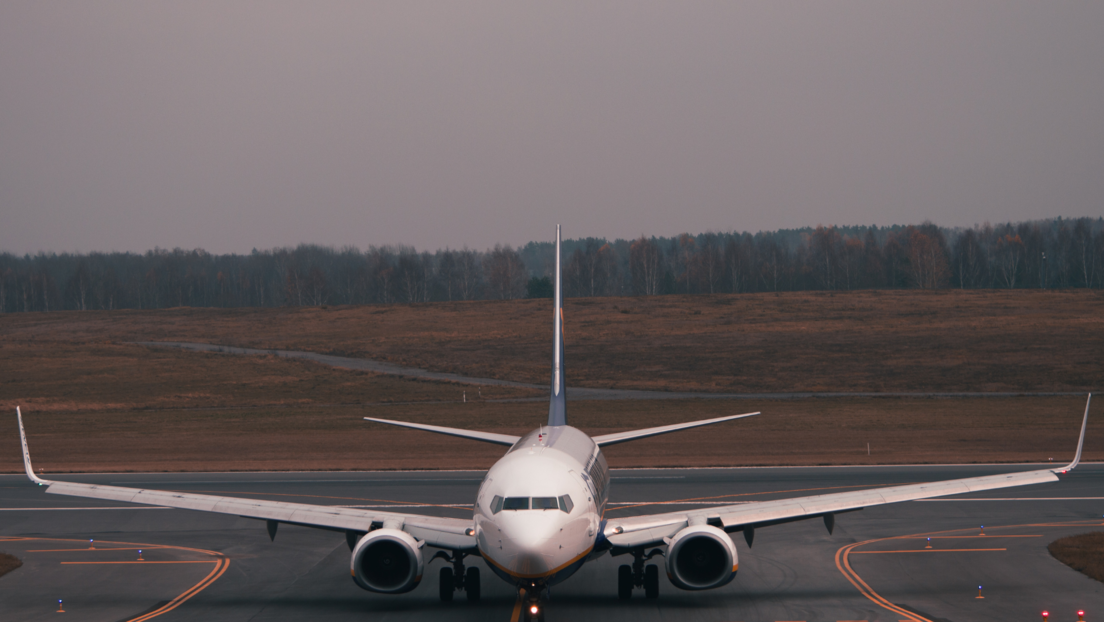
xmin=532 ymin=497 xmax=558 ymax=510
xmin=492 ymin=496 xmax=573 ymax=513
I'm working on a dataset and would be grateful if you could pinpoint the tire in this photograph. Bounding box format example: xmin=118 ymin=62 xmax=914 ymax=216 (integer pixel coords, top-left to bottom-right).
xmin=644 ymin=564 xmax=659 ymax=599
xmin=618 ymin=564 xmax=633 ymax=600
xmin=439 ymin=567 xmax=454 ymax=602
xmin=465 ymin=567 xmax=480 ymax=602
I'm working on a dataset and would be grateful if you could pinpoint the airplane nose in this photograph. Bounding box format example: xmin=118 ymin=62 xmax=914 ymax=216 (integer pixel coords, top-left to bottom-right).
xmin=500 ymin=517 xmax=563 ymax=574
xmin=505 ymin=520 xmax=559 ymax=549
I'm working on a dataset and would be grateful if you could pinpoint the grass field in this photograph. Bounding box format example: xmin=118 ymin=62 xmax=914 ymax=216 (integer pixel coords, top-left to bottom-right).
xmin=1 ymin=290 xmax=1101 ymax=472
xmin=1049 ymin=532 xmax=1104 ymax=585
xmin=0 ymin=553 xmax=21 ymax=579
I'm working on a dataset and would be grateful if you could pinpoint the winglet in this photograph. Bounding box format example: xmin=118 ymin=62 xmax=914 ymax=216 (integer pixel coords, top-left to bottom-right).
xmin=1054 ymin=393 xmax=1091 ymax=474
xmin=16 ymin=407 xmax=50 ymax=486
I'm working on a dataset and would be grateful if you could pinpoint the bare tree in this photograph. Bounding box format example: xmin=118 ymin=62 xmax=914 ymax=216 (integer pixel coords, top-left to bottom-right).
xmin=908 ymin=229 xmax=950 ymax=289
xmin=996 ymin=233 xmax=1025 ymax=288
xmin=809 ymin=226 xmax=842 ymax=289
xmin=698 ymin=233 xmax=724 ymax=294
xmin=485 ymin=245 xmax=527 ymax=300
xmin=953 ymin=228 xmax=986 ymax=289
xmin=630 ymin=236 xmax=663 ymax=295
xmin=1071 ymin=219 xmax=1098 ymax=288
xmin=306 ymin=266 xmax=327 ymax=305
xmin=438 ymin=250 xmax=457 ymax=301
xmin=455 ymin=248 xmax=482 ymax=301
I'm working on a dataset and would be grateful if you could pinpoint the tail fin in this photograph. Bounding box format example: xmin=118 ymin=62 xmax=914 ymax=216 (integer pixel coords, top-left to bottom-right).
xmin=548 ymin=225 xmax=567 ymax=427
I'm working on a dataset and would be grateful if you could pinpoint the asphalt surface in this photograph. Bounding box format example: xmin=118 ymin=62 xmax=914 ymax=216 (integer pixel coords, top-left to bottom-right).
xmin=136 ymin=342 xmax=1087 ymax=400
xmin=1 ymin=465 xmax=1103 ymax=621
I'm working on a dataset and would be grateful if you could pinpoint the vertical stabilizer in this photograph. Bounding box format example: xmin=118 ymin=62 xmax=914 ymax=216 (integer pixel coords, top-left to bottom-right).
xmin=548 ymin=225 xmax=567 ymax=426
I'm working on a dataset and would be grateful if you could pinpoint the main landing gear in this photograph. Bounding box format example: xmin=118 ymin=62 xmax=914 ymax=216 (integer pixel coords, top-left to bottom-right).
xmin=432 ymin=551 xmax=480 ymax=602
xmin=618 ymin=548 xmax=662 ymax=600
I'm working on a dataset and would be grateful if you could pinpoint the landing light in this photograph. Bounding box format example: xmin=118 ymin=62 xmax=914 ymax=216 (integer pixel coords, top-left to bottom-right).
xmin=530 ymin=605 xmax=539 ymax=615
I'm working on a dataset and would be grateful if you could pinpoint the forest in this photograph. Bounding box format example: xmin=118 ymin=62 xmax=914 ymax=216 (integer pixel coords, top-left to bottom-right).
xmin=1 ymin=217 xmax=1101 ymax=312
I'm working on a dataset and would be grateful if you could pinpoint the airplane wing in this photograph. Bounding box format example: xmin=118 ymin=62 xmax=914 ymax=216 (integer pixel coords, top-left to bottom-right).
xmin=604 ymin=394 xmax=1091 ymax=551
xmin=17 ymin=408 xmax=476 ymax=551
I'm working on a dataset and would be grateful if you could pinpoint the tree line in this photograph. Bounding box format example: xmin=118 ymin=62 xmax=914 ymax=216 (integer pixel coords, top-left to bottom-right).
xmin=1 ymin=217 xmax=1101 ymax=313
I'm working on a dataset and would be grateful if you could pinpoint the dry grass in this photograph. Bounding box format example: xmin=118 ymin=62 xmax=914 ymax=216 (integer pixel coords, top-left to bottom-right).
xmin=0 ymin=291 xmax=1101 ymax=472
xmin=1 ymin=290 xmax=1101 ymax=393
xmin=8 ymin=396 xmax=1099 ymax=472
xmin=0 ymin=341 xmax=538 ymax=414
xmin=1048 ymin=532 xmax=1104 ymax=584
xmin=0 ymin=553 xmax=22 ymax=578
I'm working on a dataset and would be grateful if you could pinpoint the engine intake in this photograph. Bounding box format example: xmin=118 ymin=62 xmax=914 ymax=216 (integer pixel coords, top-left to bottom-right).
xmin=350 ymin=528 xmax=424 ymax=593
xmin=665 ymin=524 xmax=738 ymax=590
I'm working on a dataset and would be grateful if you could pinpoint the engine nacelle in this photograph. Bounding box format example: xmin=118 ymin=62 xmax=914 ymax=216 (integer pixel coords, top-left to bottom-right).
xmin=665 ymin=524 xmax=738 ymax=591
xmin=350 ymin=528 xmax=424 ymax=594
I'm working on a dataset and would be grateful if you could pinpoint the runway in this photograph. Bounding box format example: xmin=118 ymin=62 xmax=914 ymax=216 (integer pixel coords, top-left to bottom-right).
xmin=2 ymin=465 xmax=1102 ymax=621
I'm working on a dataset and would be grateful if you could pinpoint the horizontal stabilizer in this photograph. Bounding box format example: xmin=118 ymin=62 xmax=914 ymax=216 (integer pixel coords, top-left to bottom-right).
xmin=592 ymin=411 xmax=759 ymax=447
xmin=364 ymin=417 xmax=521 ymax=446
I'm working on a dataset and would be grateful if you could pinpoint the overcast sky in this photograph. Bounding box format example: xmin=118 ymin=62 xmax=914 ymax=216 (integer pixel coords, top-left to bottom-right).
xmin=2 ymin=2 xmax=1102 ymax=255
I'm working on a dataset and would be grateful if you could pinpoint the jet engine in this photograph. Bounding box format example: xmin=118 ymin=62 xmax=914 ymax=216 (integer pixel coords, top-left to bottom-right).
xmin=350 ymin=528 xmax=424 ymax=593
xmin=665 ymin=524 xmax=738 ymax=590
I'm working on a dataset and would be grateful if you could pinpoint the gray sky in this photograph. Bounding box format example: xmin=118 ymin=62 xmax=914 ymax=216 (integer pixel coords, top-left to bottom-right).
xmin=2 ymin=2 xmax=1102 ymax=255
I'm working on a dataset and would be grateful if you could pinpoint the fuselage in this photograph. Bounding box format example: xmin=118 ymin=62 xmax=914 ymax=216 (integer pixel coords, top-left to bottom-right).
xmin=473 ymin=425 xmax=609 ymax=587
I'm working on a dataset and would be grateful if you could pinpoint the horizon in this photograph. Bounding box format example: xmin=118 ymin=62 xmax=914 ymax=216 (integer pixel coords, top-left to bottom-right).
xmin=3 ymin=3 xmax=1103 ymax=256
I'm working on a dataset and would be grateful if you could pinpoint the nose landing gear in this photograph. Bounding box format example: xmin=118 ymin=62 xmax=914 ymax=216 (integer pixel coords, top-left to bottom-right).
xmin=617 ymin=548 xmax=663 ymax=599
xmin=519 ymin=585 xmax=546 ymax=622
xmin=432 ymin=551 xmax=480 ymax=602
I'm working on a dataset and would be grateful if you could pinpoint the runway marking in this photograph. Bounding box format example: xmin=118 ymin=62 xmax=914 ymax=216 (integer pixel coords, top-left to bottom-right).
xmin=850 ymin=548 xmax=1007 ymax=554
xmin=62 ymin=561 xmax=217 ymax=564
xmin=835 ymin=520 xmax=1103 ymax=622
xmin=605 ymin=482 xmax=909 ymax=513
xmin=16 ymin=537 xmax=229 ymax=621
xmin=836 ymin=541 xmax=933 ymax=622
xmin=29 ymin=546 xmax=169 ymax=552
xmin=902 ymin=535 xmax=1041 ymax=539
xmin=510 ymin=588 xmax=525 ymax=622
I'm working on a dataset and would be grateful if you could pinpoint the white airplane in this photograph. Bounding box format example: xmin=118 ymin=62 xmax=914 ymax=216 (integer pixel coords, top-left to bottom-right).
xmin=15 ymin=225 xmax=1092 ymax=622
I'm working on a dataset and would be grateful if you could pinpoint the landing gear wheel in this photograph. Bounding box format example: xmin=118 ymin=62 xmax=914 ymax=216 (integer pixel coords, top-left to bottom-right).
xmin=465 ymin=567 xmax=480 ymax=602
xmin=439 ymin=567 xmax=454 ymax=602
xmin=618 ymin=564 xmax=633 ymax=600
xmin=644 ymin=564 xmax=659 ymax=599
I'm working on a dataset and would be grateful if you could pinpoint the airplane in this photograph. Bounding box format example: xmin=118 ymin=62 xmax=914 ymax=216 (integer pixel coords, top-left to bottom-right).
xmin=14 ymin=225 xmax=1091 ymax=622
